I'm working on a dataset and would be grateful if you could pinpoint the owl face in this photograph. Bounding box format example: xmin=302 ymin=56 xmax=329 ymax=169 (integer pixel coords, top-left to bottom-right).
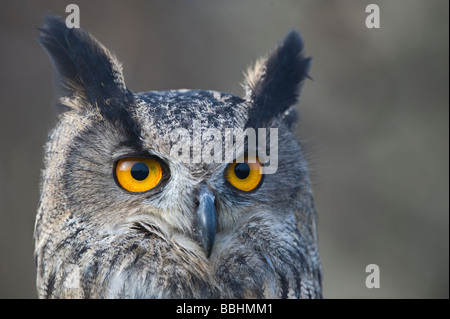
xmin=35 ymin=16 xmax=322 ymax=298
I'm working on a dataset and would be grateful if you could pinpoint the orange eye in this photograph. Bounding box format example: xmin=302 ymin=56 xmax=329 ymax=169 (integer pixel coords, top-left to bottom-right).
xmin=225 ymin=157 xmax=263 ymax=192
xmin=115 ymin=157 xmax=162 ymax=193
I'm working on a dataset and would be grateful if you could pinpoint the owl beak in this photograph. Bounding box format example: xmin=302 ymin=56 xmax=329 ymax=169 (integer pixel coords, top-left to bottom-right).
xmin=196 ymin=185 xmax=217 ymax=259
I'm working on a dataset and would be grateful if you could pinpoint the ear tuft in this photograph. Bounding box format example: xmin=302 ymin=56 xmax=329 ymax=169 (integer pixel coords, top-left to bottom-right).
xmin=243 ymin=30 xmax=311 ymax=129
xmin=38 ymin=16 xmax=129 ymax=112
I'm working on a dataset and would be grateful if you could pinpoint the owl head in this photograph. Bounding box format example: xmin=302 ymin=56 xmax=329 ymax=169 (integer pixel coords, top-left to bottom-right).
xmin=35 ymin=16 xmax=321 ymax=298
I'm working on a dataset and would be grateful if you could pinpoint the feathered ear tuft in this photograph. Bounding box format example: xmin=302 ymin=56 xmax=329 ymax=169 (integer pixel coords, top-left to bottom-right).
xmin=38 ymin=15 xmax=129 ymax=112
xmin=243 ymin=30 xmax=311 ymax=129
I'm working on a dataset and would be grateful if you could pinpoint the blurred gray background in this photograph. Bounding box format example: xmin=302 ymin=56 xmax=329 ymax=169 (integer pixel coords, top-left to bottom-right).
xmin=0 ymin=0 xmax=448 ymax=298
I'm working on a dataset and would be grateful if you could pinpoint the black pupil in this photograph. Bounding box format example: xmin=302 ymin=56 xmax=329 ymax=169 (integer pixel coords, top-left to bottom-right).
xmin=234 ymin=163 xmax=250 ymax=179
xmin=131 ymin=162 xmax=149 ymax=181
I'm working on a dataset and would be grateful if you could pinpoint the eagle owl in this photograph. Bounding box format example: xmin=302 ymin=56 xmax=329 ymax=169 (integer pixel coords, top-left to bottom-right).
xmin=34 ymin=16 xmax=322 ymax=299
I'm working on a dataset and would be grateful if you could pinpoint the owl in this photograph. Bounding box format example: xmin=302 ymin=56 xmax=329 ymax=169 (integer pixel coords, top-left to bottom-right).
xmin=34 ymin=16 xmax=322 ymax=299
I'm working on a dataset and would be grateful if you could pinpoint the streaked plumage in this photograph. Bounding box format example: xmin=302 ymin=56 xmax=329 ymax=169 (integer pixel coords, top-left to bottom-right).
xmin=34 ymin=16 xmax=322 ymax=299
